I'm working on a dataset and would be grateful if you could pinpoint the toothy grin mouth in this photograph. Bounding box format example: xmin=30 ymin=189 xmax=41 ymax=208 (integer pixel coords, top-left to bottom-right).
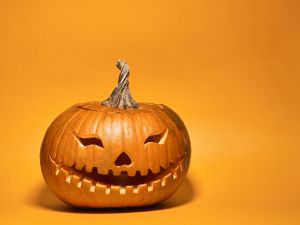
xmin=49 ymin=157 xmax=183 ymax=194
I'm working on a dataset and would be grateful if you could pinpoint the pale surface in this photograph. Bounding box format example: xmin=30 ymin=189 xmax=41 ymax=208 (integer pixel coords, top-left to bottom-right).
xmin=0 ymin=0 xmax=300 ymax=224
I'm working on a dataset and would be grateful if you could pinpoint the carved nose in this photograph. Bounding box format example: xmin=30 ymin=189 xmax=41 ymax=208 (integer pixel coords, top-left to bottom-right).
xmin=115 ymin=152 xmax=132 ymax=166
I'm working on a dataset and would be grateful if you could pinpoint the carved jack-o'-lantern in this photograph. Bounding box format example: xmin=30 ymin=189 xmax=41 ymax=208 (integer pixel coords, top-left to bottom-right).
xmin=40 ymin=60 xmax=191 ymax=208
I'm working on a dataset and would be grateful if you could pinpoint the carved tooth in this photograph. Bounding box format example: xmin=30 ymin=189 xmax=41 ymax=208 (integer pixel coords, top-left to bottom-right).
xmin=85 ymin=165 xmax=93 ymax=173
xmin=64 ymin=160 xmax=75 ymax=168
xmin=55 ymin=167 xmax=60 ymax=176
xmin=137 ymin=183 xmax=147 ymax=193
xmin=82 ymin=178 xmax=92 ymax=191
xmin=133 ymin=186 xmax=139 ymax=194
xmin=147 ymin=183 xmax=153 ymax=192
xmin=105 ymin=186 xmax=111 ymax=195
xmin=97 ymin=167 xmax=108 ymax=175
xmin=113 ymin=169 xmax=121 ymax=176
xmin=162 ymin=173 xmax=172 ymax=186
xmin=152 ymin=180 xmax=162 ymax=190
xmin=125 ymin=185 xmax=134 ymax=194
xmin=90 ymin=184 xmax=96 ymax=192
xmin=65 ymin=175 xmax=72 ymax=184
xmin=71 ymin=174 xmax=81 ymax=187
xmin=77 ymin=181 xmax=82 ymax=188
xmin=140 ymin=169 xmax=148 ymax=176
xmin=127 ymin=169 xmax=136 ymax=177
xmin=75 ymin=162 xmax=84 ymax=171
xmin=173 ymin=171 xmax=178 ymax=179
xmin=161 ymin=163 xmax=168 ymax=170
xmin=111 ymin=185 xmax=120 ymax=194
xmin=150 ymin=166 xmax=160 ymax=174
xmin=95 ymin=183 xmax=107 ymax=193
xmin=162 ymin=179 xmax=166 ymax=187
xmin=120 ymin=187 xmax=126 ymax=195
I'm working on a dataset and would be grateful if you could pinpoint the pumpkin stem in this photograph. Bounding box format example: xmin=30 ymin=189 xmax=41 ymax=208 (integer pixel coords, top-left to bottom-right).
xmin=101 ymin=60 xmax=139 ymax=109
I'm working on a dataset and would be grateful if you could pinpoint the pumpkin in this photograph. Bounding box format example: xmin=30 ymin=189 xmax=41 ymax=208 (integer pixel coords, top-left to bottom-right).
xmin=40 ymin=60 xmax=191 ymax=208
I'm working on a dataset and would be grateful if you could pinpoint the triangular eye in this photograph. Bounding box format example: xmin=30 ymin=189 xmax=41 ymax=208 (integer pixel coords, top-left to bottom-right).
xmin=144 ymin=129 xmax=168 ymax=145
xmin=75 ymin=134 xmax=104 ymax=148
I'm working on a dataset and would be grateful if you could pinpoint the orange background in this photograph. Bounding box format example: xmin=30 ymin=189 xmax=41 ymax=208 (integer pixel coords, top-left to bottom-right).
xmin=0 ymin=0 xmax=300 ymax=224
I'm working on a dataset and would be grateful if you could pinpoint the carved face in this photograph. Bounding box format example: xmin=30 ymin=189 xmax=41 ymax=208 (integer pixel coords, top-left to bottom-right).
xmin=40 ymin=102 xmax=190 ymax=207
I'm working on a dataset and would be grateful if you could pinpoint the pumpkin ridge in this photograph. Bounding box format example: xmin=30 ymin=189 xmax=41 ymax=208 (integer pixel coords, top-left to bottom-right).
xmin=154 ymin=106 xmax=182 ymax=164
xmin=53 ymin=109 xmax=81 ymax=161
xmin=66 ymin=110 xmax=93 ymax=168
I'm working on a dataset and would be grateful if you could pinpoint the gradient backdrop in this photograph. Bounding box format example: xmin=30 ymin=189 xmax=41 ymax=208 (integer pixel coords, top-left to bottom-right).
xmin=0 ymin=0 xmax=299 ymax=224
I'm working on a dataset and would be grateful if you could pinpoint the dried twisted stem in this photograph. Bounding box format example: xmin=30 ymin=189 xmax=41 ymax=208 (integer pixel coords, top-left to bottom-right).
xmin=101 ymin=60 xmax=139 ymax=109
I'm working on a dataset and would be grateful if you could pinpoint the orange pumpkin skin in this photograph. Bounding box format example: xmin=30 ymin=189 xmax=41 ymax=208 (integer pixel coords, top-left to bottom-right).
xmin=40 ymin=102 xmax=190 ymax=208
xmin=41 ymin=60 xmax=191 ymax=208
